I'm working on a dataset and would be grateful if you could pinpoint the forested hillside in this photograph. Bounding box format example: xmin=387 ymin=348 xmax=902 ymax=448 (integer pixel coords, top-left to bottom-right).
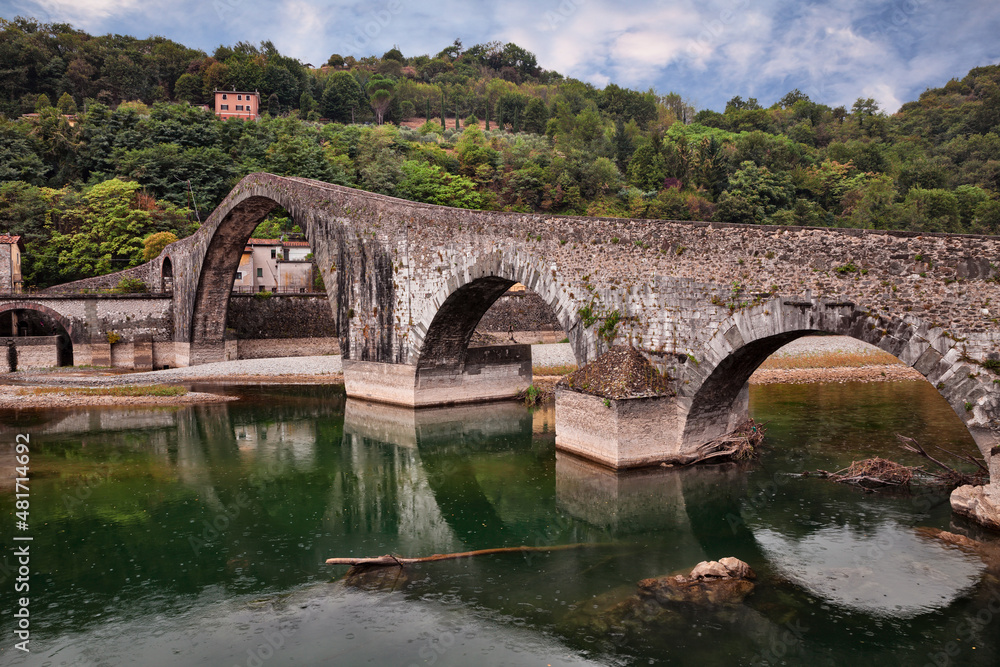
xmin=1 ymin=16 xmax=999 ymax=288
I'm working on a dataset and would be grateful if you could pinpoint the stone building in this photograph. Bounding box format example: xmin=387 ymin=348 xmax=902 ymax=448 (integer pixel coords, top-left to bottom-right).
xmin=233 ymin=238 xmax=315 ymax=292
xmin=0 ymin=235 xmax=24 ymax=294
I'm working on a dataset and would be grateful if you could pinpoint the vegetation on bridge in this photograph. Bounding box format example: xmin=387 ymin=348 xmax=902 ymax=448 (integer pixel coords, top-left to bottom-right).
xmin=1 ymin=16 xmax=1000 ymax=287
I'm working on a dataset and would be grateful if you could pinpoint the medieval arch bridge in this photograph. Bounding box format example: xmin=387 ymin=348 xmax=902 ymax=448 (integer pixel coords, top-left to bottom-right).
xmin=9 ymin=174 xmax=1000 ymax=506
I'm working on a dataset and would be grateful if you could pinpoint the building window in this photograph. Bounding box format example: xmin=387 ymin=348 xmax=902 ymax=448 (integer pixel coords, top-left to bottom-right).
xmin=222 ymin=94 xmax=227 ymax=100
xmin=238 ymin=94 xmax=242 ymax=100
xmin=236 ymin=105 xmax=244 ymax=111
xmin=235 ymin=271 xmax=243 ymax=280
xmin=256 ymin=268 xmax=263 ymax=278
xmin=270 ymin=248 xmax=276 ymax=259
xmin=283 ymin=249 xmax=289 ymax=260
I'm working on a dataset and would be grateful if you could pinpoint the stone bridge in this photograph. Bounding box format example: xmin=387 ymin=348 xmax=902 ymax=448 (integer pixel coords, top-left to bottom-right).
xmin=6 ymin=173 xmax=1000 ymax=521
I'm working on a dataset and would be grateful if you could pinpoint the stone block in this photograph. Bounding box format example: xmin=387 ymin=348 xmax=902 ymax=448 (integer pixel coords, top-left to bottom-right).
xmin=555 ymin=388 xmax=684 ymax=468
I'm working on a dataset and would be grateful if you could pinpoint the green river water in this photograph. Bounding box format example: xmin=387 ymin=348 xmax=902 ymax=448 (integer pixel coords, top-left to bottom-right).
xmin=0 ymin=379 xmax=997 ymax=666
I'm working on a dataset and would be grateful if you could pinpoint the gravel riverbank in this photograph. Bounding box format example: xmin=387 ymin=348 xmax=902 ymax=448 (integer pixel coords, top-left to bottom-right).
xmin=0 ymin=337 xmax=917 ymax=408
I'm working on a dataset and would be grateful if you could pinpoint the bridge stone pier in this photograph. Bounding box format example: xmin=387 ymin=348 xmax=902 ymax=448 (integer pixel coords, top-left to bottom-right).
xmin=34 ymin=173 xmax=1000 ymax=527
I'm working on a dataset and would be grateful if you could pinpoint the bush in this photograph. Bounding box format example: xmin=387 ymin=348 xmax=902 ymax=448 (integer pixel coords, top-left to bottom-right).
xmin=116 ymin=277 xmax=148 ymax=293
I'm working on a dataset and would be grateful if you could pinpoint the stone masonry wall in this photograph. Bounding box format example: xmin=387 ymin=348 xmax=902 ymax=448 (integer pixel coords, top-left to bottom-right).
xmin=476 ymin=291 xmax=564 ymax=334
xmin=226 ymin=294 xmax=337 ymax=339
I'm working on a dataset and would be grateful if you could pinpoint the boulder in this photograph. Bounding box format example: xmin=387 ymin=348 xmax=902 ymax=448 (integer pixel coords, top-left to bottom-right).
xmin=637 ymin=557 xmax=757 ymax=606
xmin=951 ymin=484 xmax=1000 ymax=532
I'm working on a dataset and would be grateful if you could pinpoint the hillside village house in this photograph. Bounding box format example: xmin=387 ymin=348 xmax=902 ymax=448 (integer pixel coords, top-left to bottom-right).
xmin=0 ymin=235 xmax=24 ymax=294
xmin=233 ymin=238 xmax=315 ymax=292
xmin=214 ymin=90 xmax=260 ymax=121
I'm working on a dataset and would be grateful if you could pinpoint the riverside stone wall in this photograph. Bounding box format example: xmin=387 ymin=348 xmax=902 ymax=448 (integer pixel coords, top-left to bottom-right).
xmin=226 ymin=294 xmax=337 ymax=339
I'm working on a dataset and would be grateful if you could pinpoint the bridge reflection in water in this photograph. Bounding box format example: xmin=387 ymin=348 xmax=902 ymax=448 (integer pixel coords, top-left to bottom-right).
xmin=1 ymin=382 xmax=995 ymax=664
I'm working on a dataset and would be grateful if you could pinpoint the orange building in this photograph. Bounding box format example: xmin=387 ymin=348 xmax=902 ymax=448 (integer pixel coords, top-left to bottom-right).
xmin=214 ymin=90 xmax=261 ymax=121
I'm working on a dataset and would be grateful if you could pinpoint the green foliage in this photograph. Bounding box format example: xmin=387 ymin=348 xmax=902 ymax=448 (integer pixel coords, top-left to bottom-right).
xmin=322 ymin=72 xmax=364 ymax=123
xmin=0 ymin=17 xmax=999 ymax=292
xmin=397 ymin=160 xmax=483 ymax=208
xmin=142 ymin=231 xmax=178 ymax=261
xmin=717 ymin=161 xmax=793 ymax=224
xmin=49 ymin=179 xmax=190 ymax=284
xmin=597 ymin=309 xmax=621 ymax=344
xmin=116 ymin=277 xmax=148 ymax=293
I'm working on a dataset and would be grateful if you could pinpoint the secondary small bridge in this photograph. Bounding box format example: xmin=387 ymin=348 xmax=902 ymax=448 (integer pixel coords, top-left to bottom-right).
xmin=9 ymin=173 xmax=1000 ymax=501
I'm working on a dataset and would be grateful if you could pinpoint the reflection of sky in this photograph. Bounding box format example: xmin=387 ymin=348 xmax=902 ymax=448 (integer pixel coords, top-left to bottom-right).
xmin=3 ymin=585 xmax=607 ymax=667
xmin=755 ymin=523 xmax=983 ymax=617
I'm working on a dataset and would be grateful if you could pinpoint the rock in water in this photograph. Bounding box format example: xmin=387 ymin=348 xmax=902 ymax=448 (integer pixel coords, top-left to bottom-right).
xmin=951 ymin=484 xmax=1000 ymax=531
xmin=719 ymin=556 xmax=756 ymax=580
xmin=689 ymin=560 xmax=730 ymax=579
xmin=638 ymin=557 xmax=757 ymax=606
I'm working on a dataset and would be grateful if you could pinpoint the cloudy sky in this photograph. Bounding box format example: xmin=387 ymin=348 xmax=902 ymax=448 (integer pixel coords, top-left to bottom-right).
xmin=4 ymin=0 xmax=1000 ymax=112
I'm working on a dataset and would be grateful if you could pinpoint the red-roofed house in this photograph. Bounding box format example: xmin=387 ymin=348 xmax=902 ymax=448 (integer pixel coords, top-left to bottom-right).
xmin=233 ymin=238 xmax=316 ymax=292
xmin=0 ymin=235 xmax=24 ymax=294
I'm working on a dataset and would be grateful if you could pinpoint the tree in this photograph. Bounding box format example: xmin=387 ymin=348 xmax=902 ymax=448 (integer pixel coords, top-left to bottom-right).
xmin=321 ymin=72 xmax=363 ymax=122
xmin=266 ymin=92 xmax=280 ymax=116
xmin=265 ymin=134 xmax=348 ymax=184
xmin=779 ymin=89 xmax=810 ymax=108
xmin=382 ymin=47 xmax=404 ymax=63
xmin=56 ymin=92 xmax=77 ymax=115
xmin=0 ymin=120 xmax=47 ymax=184
xmin=369 ymin=88 xmax=393 ymax=125
xmin=522 ymin=98 xmax=549 ymax=135
xmin=51 ymin=179 xmax=189 ymax=281
xmin=174 ymin=73 xmax=204 ymax=104
xmin=397 ymin=160 xmax=483 ymax=208
xmin=725 ymin=96 xmax=761 ymax=112
xmin=143 ymin=231 xmax=178 ymax=260
xmin=716 ymin=161 xmax=793 ymax=224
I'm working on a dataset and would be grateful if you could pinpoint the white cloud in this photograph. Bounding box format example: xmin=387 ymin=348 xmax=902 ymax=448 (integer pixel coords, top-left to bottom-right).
xmin=8 ymin=0 xmax=1000 ymax=113
xmin=29 ymin=0 xmax=142 ymax=27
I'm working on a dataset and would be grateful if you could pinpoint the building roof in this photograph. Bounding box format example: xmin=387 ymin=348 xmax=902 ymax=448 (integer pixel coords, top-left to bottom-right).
xmin=213 ymin=90 xmax=260 ymax=96
xmin=0 ymin=235 xmax=24 ymax=250
xmin=244 ymin=238 xmax=311 ymax=248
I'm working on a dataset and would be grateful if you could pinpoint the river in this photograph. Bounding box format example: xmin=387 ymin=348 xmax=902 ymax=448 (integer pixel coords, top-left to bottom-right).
xmin=0 ymin=379 xmax=997 ymax=666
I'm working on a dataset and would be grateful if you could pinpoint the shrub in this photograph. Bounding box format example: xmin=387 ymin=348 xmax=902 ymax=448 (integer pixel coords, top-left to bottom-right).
xmin=116 ymin=277 xmax=148 ymax=293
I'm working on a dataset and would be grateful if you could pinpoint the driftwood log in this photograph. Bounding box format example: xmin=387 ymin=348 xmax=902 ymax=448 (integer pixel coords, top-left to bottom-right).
xmin=326 ymin=543 xmax=600 ymax=567
xmin=669 ymin=418 xmax=766 ymax=465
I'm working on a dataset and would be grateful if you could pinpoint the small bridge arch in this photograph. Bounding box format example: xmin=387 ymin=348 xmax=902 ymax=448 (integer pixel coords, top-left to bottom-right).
xmin=411 ymin=251 xmax=588 ymax=372
xmin=0 ymin=301 xmax=75 ymax=366
xmin=678 ymin=298 xmax=1000 ymax=461
xmin=0 ymin=301 xmax=75 ymax=339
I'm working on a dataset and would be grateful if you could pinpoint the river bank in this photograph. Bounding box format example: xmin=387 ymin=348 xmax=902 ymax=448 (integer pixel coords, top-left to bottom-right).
xmin=0 ymin=337 xmax=919 ymax=408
